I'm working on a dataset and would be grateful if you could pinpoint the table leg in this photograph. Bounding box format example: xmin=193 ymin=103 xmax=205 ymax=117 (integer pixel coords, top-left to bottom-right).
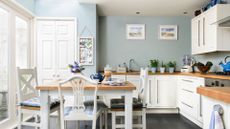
xmin=125 ymin=91 xmax=133 ymax=129
xmin=40 ymin=91 xmax=50 ymax=129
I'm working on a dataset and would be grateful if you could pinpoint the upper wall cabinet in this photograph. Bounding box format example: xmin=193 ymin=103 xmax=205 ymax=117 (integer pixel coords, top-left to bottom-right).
xmin=191 ymin=4 xmax=230 ymax=55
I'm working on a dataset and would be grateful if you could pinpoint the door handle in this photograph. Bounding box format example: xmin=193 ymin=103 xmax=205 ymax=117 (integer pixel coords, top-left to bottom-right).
xmin=52 ymin=74 xmax=56 ymax=77
xmin=56 ymin=75 xmax=60 ymax=77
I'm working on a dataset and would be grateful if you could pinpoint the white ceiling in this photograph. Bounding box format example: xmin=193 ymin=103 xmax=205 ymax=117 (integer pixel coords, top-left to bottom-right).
xmin=78 ymin=0 xmax=209 ymax=16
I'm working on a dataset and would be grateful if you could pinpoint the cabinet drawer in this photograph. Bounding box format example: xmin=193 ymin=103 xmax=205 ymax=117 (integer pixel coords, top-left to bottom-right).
xmin=178 ymin=89 xmax=196 ymax=107
xmin=179 ymin=100 xmax=198 ymax=118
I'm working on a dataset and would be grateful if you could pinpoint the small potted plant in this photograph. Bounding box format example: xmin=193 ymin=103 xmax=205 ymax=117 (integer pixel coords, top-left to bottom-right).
xmin=150 ymin=59 xmax=159 ymax=73
xmin=167 ymin=61 xmax=176 ymax=73
xmin=160 ymin=62 xmax=166 ymax=73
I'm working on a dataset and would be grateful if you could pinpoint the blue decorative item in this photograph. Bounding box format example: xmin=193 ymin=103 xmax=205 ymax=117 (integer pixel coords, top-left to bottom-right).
xmin=90 ymin=72 xmax=104 ymax=82
xmin=68 ymin=61 xmax=85 ymax=73
xmin=219 ymin=56 xmax=230 ymax=72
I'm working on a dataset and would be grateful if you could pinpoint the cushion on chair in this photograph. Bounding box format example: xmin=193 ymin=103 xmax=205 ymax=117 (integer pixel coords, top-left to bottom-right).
xmin=20 ymin=97 xmax=60 ymax=109
xmin=110 ymin=98 xmax=143 ymax=109
xmin=84 ymin=100 xmax=108 ymax=109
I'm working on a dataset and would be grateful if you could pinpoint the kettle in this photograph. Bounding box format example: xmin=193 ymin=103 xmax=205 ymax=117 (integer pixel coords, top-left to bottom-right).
xmin=90 ymin=72 xmax=104 ymax=82
xmin=219 ymin=56 xmax=230 ymax=72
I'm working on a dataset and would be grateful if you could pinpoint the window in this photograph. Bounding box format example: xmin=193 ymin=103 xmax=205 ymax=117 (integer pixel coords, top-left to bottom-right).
xmin=16 ymin=16 xmax=29 ymax=68
xmin=0 ymin=6 xmax=9 ymax=122
xmin=0 ymin=1 xmax=33 ymax=127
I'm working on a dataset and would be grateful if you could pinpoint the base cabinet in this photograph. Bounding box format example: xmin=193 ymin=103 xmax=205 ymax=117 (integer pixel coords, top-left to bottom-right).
xmin=203 ymin=97 xmax=230 ymax=129
xmin=177 ymin=76 xmax=204 ymax=127
xmin=153 ymin=76 xmax=177 ymax=108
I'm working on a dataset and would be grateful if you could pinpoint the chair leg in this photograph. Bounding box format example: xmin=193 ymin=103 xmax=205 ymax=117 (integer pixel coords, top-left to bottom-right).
xmin=18 ymin=110 xmax=22 ymax=129
xmin=35 ymin=115 xmax=39 ymax=129
xmin=142 ymin=110 xmax=146 ymax=129
xmin=100 ymin=114 xmax=103 ymax=129
xmin=92 ymin=116 xmax=97 ymax=129
xmin=104 ymin=110 xmax=108 ymax=129
xmin=112 ymin=112 xmax=116 ymax=129
xmin=57 ymin=109 xmax=61 ymax=129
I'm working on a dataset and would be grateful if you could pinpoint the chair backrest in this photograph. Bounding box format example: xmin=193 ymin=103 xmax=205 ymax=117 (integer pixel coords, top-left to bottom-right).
xmin=138 ymin=68 xmax=148 ymax=107
xmin=17 ymin=67 xmax=38 ymax=103
xmin=58 ymin=74 xmax=98 ymax=120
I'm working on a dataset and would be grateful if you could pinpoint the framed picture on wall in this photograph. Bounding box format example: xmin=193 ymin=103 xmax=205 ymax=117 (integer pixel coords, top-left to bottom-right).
xmin=159 ymin=25 xmax=178 ymax=40
xmin=78 ymin=37 xmax=94 ymax=65
xmin=126 ymin=24 xmax=145 ymax=40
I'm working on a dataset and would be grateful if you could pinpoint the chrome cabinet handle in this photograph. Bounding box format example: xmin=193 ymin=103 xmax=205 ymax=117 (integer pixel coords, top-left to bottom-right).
xmin=56 ymin=75 xmax=60 ymax=77
xmin=181 ymin=79 xmax=193 ymax=83
xmin=182 ymin=89 xmax=194 ymax=93
xmin=52 ymin=74 xmax=56 ymax=77
xmin=203 ymin=17 xmax=205 ymax=46
xmin=198 ymin=20 xmax=200 ymax=47
xmin=181 ymin=102 xmax=193 ymax=109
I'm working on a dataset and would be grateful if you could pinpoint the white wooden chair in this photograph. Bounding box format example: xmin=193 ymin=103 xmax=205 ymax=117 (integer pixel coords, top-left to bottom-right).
xmin=17 ymin=67 xmax=60 ymax=129
xmin=58 ymin=74 xmax=107 ymax=129
xmin=110 ymin=68 xmax=148 ymax=129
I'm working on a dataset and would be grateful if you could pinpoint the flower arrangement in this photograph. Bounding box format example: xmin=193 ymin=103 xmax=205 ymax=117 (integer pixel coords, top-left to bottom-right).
xmin=68 ymin=61 xmax=85 ymax=73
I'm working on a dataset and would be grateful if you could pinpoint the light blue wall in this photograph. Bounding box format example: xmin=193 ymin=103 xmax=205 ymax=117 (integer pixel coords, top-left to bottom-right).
xmin=98 ymin=16 xmax=192 ymax=71
xmin=16 ymin=0 xmax=35 ymax=13
xmin=34 ymin=0 xmax=97 ymax=75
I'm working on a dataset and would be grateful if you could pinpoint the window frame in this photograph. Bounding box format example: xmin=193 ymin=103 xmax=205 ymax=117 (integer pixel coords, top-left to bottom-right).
xmin=0 ymin=1 xmax=34 ymax=128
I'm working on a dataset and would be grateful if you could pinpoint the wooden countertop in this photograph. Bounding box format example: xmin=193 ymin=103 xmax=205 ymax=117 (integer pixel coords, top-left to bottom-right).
xmin=111 ymin=71 xmax=230 ymax=80
xmin=197 ymin=87 xmax=230 ymax=104
xmin=36 ymin=82 xmax=136 ymax=91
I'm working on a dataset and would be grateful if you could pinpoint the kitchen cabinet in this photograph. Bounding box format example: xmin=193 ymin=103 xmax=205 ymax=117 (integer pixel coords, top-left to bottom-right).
xmin=177 ymin=76 xmax=204 ymax=127
xmin=146 ymin=76 xmax=155 ymax=108
xmin=153 ymin=76 xmax=177 ymax=108
xmin=202 ymin=97 xmax=230 ymax=129
xmin=191 ymin=4 xmax=230 ymax=55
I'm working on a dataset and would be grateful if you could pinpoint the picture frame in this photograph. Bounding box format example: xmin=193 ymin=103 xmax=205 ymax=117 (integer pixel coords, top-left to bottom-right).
xmin=159 ymin=25 xmax=178 ymax=40
xmin=126 ymin=24 xmax=145 ymax=40
xmin=78 ymin=37 xmax=94 ymax=65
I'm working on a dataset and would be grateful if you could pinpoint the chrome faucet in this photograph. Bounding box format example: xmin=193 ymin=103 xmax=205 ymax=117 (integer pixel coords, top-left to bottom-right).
xmin=128 ymin=59 xmax=135 ymax=72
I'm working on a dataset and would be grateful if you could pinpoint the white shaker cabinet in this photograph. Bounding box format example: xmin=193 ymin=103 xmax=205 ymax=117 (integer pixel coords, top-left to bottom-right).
xmin=153 ymin=76 xmax=177 ymax=108
xmin=191 ymin=4 xmax=230 ymax=55
xmin=127 ymin=75 xmax=140 ymax=98
xmin=177 ymin=76 xmax=205 ymax=127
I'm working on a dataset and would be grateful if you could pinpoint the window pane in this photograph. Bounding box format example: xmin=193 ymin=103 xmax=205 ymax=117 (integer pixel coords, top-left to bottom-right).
xmin=16 ymin=16 xmax=28 ymax=68
xmin=0 ymin=7 xmax=9 ymax=122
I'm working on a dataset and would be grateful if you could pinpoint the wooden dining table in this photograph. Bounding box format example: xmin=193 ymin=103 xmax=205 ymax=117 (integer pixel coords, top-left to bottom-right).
xmin=36 ymin=82 xmax=136 ymax=129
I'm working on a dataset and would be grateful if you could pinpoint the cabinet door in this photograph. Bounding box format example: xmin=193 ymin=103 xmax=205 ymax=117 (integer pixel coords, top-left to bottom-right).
xmin=191 ymin=18 xmax=201 ymax=55
xmin=127 ymin=75 xmax=140 ymax=98
xmin=203 ymin=10 xmax=217 ymax=52
xmin=154 ymin=76 xmax=177 ymax=108
xmin=146 ymin=77 xmax=154 ymax=108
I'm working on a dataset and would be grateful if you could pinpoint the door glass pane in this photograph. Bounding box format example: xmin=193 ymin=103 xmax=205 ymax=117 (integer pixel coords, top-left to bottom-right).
xmin=0 ymin=7 xmax=9 ymax=122
xmin=16 ymin=16 xmax=28 ymax=68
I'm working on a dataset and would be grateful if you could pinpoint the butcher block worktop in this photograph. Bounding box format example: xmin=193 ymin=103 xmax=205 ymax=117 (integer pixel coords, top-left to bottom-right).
xmin=197 ymin=87 xmax=230 ymax=104
xmin=111 ymin=71 xmax=230 ymax=80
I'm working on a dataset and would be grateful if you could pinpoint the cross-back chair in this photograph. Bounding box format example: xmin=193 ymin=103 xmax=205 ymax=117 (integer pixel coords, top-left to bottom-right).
xmin=17 ymin=67 xmax=60 ymax=129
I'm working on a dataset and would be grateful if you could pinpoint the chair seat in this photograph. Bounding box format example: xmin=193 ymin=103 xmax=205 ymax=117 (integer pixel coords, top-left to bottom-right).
xmin=110 ymin=98 xmax=143 ymax=110
xmin=19 ymin=97 xmax=60 ymax=110
xmin=84 ymin=100 xmax=108 ymax=109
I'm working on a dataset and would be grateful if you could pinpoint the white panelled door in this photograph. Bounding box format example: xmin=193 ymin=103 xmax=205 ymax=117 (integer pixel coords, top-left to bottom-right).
xmin=37 ymin=19 xmax=75 ymax=85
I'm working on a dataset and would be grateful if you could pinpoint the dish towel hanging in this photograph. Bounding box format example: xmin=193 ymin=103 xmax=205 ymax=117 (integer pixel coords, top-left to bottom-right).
xmin=209 ymin=105 xmax=224 ymax=129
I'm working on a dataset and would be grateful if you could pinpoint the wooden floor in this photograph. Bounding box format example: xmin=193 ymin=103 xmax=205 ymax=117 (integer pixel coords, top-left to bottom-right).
xmin=20 ymin=114 xmax=201 ymax=129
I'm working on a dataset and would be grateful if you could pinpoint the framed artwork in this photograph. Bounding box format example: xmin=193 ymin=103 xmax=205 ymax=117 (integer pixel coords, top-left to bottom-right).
xmin=159 ymin=25 xmax=178 ymax=40
xmin=126 ymin=24 xmax=145 ymax=40
xmin=78 ymin=37 xmax=94 ymax=65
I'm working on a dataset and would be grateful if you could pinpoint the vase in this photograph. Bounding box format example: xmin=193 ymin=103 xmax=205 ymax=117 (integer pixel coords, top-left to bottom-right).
xmin=169 ymin=67 xmax=175 ymax=73
xmin=151 ymin=67 xmax=157 ymax=73
xmin=160 ymin=67 xmax=165 ymax=73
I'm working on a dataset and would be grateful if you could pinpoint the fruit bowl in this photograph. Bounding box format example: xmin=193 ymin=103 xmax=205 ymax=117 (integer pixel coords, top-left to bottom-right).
xmin=197 ymin=66 xmax=211 ymax=74
xmin=195 ymin=61 xmax=213 ymax=74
